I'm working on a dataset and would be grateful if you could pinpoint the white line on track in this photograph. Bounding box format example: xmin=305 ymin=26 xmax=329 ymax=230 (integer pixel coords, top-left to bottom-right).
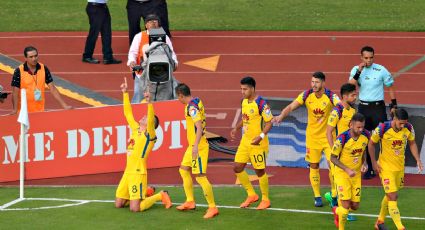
xmin=232 ymin=108 xmax=241 ymax=128
xmin=0 ymin=88 xmax=423 ymax=94
xmin=2 ymin=35 xmax=425 ymax=39
xmin=2 ymin=71 xmax=424 ymax=75
xmin=1 ymin=197 xmax=424 ymax=220
xmin=3 ymin=53 xmax=424 ymax=57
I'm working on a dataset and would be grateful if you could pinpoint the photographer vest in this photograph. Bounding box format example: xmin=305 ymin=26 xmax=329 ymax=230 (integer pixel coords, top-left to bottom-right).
xmin=136 ymin=31 xmax=149 ymax=65
xmin=18 ymin=63 xmax=46 ymax=112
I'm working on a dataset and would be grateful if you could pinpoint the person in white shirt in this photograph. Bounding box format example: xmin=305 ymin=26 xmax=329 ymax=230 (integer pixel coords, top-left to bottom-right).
xmin=127 ymin=14 xmax=177 ymax=103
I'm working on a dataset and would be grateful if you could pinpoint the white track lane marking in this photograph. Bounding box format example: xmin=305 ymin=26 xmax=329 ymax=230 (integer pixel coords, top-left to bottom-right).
xmin=231 ymin=108 xmax=241 ymax=128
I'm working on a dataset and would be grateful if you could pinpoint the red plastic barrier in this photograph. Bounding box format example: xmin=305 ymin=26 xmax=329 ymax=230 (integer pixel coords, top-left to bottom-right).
xmin=0 ymin=100 xmax=187 ymax=182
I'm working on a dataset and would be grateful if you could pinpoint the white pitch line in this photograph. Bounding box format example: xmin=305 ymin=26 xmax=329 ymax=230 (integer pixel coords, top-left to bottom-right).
xmin=0 ymin=198 xmax=24 ymax=210
xmin=1 ymin=197 xmax=424 ymax=220
xmin=231 ymin=108 xmax=241 ymax=128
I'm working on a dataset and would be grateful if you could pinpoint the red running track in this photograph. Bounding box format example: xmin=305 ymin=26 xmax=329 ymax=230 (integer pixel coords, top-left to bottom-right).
xmin=0 ymin=31 xmax=424 ymax=186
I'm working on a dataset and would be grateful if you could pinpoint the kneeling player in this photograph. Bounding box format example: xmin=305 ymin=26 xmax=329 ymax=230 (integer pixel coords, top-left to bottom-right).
xmin=331 ymin=113 xmax=370 ymax=229
xmin=115 ymin=78 xmax=172 ymax=212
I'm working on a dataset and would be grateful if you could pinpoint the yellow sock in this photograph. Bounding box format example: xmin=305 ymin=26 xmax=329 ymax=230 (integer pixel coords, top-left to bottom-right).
xmin=388 ymin=201 xmax=404 ymax=229
xmin=337 ymin=206 xmax=349 ymax=230
xmin=195 ymin=176 xmax=216 ymax=208
xmin=139 ymin=193 xmax=162 ymax=211
xmin=179 ymin=168 xmax=194 ymax=202
xmin=309 ymin=168 xmax=321 ymax=197
xmin=259 ymin=173 xmax=269 ymax=201
xmin=329 ymin=164 xmax=337 ymax=198
xmin=378 ymin=196 xmax=388 ymax=222
xmin=236 ymin=170 xmax=256 ymax=196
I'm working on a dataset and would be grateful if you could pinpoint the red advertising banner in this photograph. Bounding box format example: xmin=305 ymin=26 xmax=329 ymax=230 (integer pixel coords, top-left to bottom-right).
xmin=0 ymin=100 xmax=187 ymax=182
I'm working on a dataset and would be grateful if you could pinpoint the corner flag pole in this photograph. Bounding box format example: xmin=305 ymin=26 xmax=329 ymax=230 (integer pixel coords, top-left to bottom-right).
xmin=19 ymin=118 xmax=25 ymax=199
xmin=17 ymin=89 xmax=30 ymax=199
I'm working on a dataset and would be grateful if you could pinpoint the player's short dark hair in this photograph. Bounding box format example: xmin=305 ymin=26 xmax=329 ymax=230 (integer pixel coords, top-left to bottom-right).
xmin=340 ymin=83 xmax=356 ymax=96
xmin=175 ymin=83 xmax=191 ymax=96
xmin=312 ymin=71 xmax=326 ymax=81
xmin=394 ymin=108 xmax=409 ymax=120
xmin=24 ymin=46 xmax=38 ymax=57
xmin=240 ymin=76 xmax=256 ymax=88
xmin=361 ymin=46 xmax=374 ymax=55
xmin=154 ymin=115 xmax=159 ymax=129
xmin=351 ymin=113 xmax=365 ymax=123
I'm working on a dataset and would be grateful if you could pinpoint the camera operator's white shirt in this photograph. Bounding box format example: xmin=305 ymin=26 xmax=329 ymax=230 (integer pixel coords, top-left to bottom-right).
xmin=127 ymin=31 xmax=177 ymax=78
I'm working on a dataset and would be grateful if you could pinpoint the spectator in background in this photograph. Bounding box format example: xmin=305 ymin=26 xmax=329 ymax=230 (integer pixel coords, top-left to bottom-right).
xmin=82 ymin=0 xmax=121 ymax=64
xmin=348 ymin=46 xmax=397 ymax=180
xmin=11 ymin=46 xmax=72 ymax=114
xmin=127 ymin=0 xmax=171 ymax=46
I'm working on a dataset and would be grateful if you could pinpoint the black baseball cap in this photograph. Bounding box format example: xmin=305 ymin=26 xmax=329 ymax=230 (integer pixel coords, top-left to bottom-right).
xmin=144 ymin=14 xmax=160 ymax=24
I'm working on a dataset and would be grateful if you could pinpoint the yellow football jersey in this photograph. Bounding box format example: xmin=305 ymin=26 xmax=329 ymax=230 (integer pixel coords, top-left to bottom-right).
xmin=295 ymin=88 xmax=340 ymax=148
xmin=371 ymin=121 xmax=415 ymax=171
xmin=185 ymin=97 xmax=208 ymax=146
xmin=332 ymin=130 xmax=370 ymax=174
xmin=123 ymin=93 xmax=156 ymax=174
xmin=327 ymin=103 xmax=356 ymax=135
xmin=241 ymin=96 xmax=273 ymax=146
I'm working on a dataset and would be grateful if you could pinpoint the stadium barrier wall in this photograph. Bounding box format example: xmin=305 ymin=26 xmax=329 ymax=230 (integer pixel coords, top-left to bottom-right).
xmin=265 ymin=97 xmax=425 ymax=174
xmin=0 ymin=100 xmax=187 ymax=182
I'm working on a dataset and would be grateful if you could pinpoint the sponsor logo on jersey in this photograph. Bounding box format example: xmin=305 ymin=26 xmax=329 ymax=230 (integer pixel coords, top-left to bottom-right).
xmin=312 ymin=108 xmax=325 ymax=116
xmin=352 ymin=148 xmax=363 ymax=155
xmin=392 ymin=140 xmax=403 ymax=148
xmin=242 ymin=113 xmax=250 ymax=121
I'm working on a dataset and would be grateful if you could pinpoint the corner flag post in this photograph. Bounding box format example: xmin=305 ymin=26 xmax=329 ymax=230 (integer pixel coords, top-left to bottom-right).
xmin=17 ymin=89 xmax=30 ymax=199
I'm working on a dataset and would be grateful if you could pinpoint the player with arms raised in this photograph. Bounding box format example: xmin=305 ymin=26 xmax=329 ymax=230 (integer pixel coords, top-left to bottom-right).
xmin=115 ymin=77 xmax=172 ymax=212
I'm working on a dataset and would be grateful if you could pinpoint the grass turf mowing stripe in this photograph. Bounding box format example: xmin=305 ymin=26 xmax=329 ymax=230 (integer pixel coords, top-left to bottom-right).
xmin=2 ymin=197 xmax=425 ymax=221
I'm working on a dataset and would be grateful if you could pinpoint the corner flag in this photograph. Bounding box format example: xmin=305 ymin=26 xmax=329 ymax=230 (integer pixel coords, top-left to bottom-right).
xmin=17 ymin=89 xmax=30 ymax=130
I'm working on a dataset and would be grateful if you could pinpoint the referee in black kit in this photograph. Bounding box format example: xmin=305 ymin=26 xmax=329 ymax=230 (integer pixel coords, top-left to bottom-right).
xmin=126 ymin=0 xmax=171 ymax=45
xmin=349 ymin=46 xmax=398 ymax=179
xmin=82 ymin=0 xmax=121 ymax=65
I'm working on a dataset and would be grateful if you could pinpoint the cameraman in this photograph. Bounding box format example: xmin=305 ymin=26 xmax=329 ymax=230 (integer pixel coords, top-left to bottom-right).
xmin=127 ymin=14 xmax=177 ymax=103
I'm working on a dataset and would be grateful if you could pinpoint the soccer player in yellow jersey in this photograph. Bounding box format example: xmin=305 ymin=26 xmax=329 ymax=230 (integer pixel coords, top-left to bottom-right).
xmin=368 ymin=109 xmax=423 ymax=230
xmin=273 ymin=72 xmax=340 ymax=207
xmin=330 ymin=113 xmax=370 ymax=230
xmin=231 ymin=76 xmax=273 ymax=210
xmin=115 ymin=77 xmax=172 ymax=212
xmin=326 ymin=83 xmax=357 ymax=207
xmin=175 ymin=83 xmax=219 ymax=219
